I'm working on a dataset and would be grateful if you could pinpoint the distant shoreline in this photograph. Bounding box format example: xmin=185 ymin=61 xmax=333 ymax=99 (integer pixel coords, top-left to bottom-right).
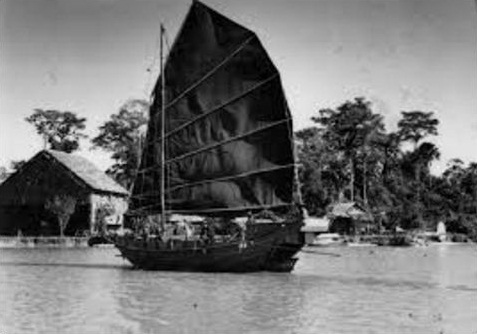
xmin=0 ymin=236 xmax=89 ymax=248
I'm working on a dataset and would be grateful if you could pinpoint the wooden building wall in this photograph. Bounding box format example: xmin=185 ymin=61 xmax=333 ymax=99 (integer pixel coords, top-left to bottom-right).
xmin=0 ymin=154 xmax=91 ymax=236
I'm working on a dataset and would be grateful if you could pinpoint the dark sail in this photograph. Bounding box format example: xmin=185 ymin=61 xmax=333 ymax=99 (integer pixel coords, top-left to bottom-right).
xmin=130 ymin=1 xmax=296 ymax=215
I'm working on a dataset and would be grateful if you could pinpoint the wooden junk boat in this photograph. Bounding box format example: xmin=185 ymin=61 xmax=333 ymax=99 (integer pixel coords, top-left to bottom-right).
xmin=114 ymin=1 xmax=305 ymax=272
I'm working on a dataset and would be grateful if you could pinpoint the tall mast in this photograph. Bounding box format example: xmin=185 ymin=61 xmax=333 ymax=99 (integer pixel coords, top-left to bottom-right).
xmin=160 ymin=24 xmax=166 ymax=227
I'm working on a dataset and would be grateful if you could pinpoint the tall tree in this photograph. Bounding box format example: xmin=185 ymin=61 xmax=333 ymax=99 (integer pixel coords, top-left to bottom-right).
xmin=25 ymin=109 xmax=87 ymax=153
xmin=295 ymin=127 xmax=347 ymax=215
xmin=414 ymin=142 xmax=440 ymax=173
xmin=397 ymin=111 xmax=439 ymax=150
xmin=463 ymin=163 xmax=477 ymax=214
xmin=91 ymin=99 xmax=149 ymax=188
xmin=442 ymin=159 xmax=466 ymax=217
xmin=312 ymin=97 xmax=385 ymax=202
xmin=443 ymin=159 xmax=465 ymax=184
xmin=375 ymin=132 xmax=402 ymax=187
xmin=439 ymin=160 xmax=477 ymax=238
xmin=397 ymin=111 xmax=439 ymax=228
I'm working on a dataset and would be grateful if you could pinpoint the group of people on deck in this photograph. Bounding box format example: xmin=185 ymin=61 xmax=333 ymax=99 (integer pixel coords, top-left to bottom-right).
xmin=169 ymin=212 xmax=255 ymax=245
xmin=123 ymin=212 xmax=256 ymax=250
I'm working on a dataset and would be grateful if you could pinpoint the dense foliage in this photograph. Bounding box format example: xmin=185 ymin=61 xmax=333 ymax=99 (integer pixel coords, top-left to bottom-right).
xmin=296 ymin=97 xmax=477 ymax=239
xmin=4 ymin=96 xmax=476 ymax=240
xmin=91 ymin=99 xmax=149 ymax=189
xmin=25 ymin=109 xmax=87 ymax=153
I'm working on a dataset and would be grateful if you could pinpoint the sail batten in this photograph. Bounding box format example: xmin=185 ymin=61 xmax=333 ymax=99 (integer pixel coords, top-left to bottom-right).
xmin=168 ymin=118 xmax=290 ymax=164
xmin=161 ymin=34 xmax=256 ymax=113
xmin=159 ymin=73 xmax=279 ymax=142
xmin=136 ymin=117 xmax=292 ymax=175
xmin=128 ymin=202 xmax=294 ymax=217
xmin=168 ymin=203 xmax=294 ymax=215
xmin=132 ymin=163 xmax=296 ymax=199
xmin=130 ymin=1 xmax=297 ymax=215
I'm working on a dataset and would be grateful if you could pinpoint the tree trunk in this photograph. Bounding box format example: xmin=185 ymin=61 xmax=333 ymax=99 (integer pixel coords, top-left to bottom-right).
xmin=415 ymin=163 xmax=423 ymax=230
xmin=363 ymin=157 xmax=368 ymax=205
xmin=59 ymin=217 xmax=65 ymax=237
xmin=350 ymin=157 xmax=354 ymax=202
xmin=59 ymin=214 xmax=72 ymax=237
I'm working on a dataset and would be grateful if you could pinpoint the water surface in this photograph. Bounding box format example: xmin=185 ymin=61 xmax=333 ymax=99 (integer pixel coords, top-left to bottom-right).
xmin=1 ymin=244 xmax=476 ymax=333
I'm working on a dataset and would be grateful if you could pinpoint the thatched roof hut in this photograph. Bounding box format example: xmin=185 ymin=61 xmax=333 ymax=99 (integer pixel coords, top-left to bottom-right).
xmin=328 ymin=202 xmax=374 ymax=235
xmin=0 ymin=150 xmax=128 ymax=236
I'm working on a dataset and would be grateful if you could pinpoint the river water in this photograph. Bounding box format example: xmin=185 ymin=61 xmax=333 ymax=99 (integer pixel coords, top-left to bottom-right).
xmin=1 ymin=244 xmax=476 ymax=334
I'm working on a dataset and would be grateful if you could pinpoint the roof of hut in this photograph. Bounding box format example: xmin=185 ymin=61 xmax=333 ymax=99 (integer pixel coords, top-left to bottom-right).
xmin=44 ymin=150 xmax=128 ymax=196
xmin=328 ymin=202 xmax=373 ymax=221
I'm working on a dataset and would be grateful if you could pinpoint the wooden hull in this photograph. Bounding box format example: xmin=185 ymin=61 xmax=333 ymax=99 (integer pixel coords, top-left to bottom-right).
xmin=114 ymin=222 xmax=304 ymax=273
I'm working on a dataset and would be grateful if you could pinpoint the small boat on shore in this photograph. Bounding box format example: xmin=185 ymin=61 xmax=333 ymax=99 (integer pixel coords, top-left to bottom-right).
xmin=87 ymin=234 xmax=112 ymax=247
xmin=308 ymin=233 xmax=346 ymax=247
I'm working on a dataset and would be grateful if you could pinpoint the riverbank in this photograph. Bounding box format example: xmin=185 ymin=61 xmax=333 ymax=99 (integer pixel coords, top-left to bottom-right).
xmin=0 ymin=236 xmax=89 ymax=248
xmin=344 ymin=232 xmax=472 ymax=246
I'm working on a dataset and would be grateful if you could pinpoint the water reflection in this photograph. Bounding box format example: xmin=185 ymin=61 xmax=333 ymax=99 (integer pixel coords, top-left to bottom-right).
xmin=114 ymin=271 xmax=308 ymax=333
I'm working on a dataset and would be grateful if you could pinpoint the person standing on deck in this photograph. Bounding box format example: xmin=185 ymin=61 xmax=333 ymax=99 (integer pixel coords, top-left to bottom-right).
xmin=207 ymin=220 xmax=215 ymax=244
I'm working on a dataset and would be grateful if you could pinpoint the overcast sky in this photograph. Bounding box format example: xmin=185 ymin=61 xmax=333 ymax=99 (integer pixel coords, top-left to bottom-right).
xmin=1 ymin=0 xmax=476 ymax=174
